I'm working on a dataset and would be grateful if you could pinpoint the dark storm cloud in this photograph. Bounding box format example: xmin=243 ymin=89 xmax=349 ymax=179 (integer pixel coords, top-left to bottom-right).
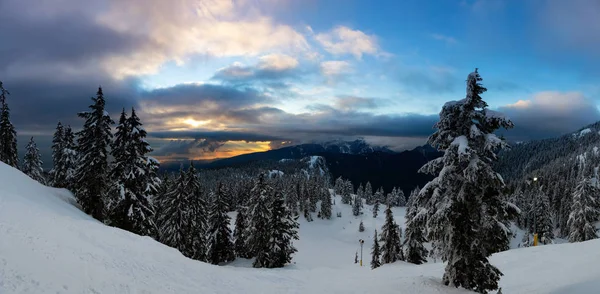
xmin=3 ymin=77 xmax=139 ymax=133
xmin=150 ymin=130 xmax=284 ymax=142
xmin=142 ymin=83 xmax=270 ymax=109
xmin=211 ymin=63 xmax=300 ymax=83
xmin=496 ymin=92 xmax=600 ymax=141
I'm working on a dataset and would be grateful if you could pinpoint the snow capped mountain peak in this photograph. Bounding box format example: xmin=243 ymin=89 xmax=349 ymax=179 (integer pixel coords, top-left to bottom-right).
xmin=320 ymin=139 xmax=394 ymax=154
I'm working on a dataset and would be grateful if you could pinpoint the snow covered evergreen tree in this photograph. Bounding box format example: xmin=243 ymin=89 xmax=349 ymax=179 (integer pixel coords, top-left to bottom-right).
xmin=567 ymin=177 xmax=600 ymax=242
xmin=352 ymin=195 xmax=362 ymax=216
xmin=60 ymin=126 xmax=77 ymax=190
xmin=50 ymin=122 xmax=66 ymax=187
xmin=22 ymin=137 xmax=45 ymax=184
xmin=233 ymin=207 xmax=251 ymax=258
xmin=371 ymin=229 xmax=381 ymax=269
xmin=320 ymin=187 xmax=332 ymax=219
xmin=206 ymin=182 xmax=235 ymax=265
xmin=380 ymin=205 xmax=402 ymax=264
xmin=396 ymin=188 xmax=407 ymax=207
xmin=374 ymin=187 xmax=385 ymax=205
xmin=74 ymin=87 xmax=114 ymax=221
xmin=247 ymin=174 xmax=273 ymax=266
xmin=416 ymin=69 xmax=515 ymax=293
xmin=186 ymin=162 xmax=208 ymax=261
xmin=358 ymin=220 xmax=365 ymax=232
xmin=265 ymin=192 xmax=299 ymax=268
xmin=404 ymin=187 xmax=428 ymax=265
xmin=533 ymin=188 xmax=554 ymax=244
xmin=108 ymin=108 xmax=157 ymax=237
xmin=373 ymin=199 xmax=380 ymax=218
xmin=364 ymin=182 xmax=373 ymax=204
xmin=0 ymin=81 xmax=18 ymax=168
xmin=158 ymin=166 xmax=190 ymax=255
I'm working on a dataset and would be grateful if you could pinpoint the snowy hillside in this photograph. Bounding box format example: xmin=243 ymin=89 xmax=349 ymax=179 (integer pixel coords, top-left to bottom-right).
xmin=1 ymin=162 xmax=599 ymax=293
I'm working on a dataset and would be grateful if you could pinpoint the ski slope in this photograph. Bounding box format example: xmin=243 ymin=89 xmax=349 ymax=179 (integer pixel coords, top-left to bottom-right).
xmin=1 ymin=162 xmax=599 ymax=293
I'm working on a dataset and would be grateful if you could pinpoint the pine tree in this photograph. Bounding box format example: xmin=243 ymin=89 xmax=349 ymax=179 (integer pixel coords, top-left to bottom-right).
xmin=396 ymin=188 xmax=407 ymax=207
xmin=74 ymin=87 xmax=114 ymax=221
xmin=22 ymin=137 xmax=45 ymax=184
xmin=371 ymin=229 xmax=382 ymax=269
xmin=533 ymin=189 xmax=554 ymax=244
xmin=158 ymin=166 xmax=190 ymax=255
xmin=374 ymin=187 xmax=385 ymax=204
xmin=206 ymin=182 xmax=236 ymax=265
xmin=108 ymin=108 xmax=157 ymax=237
xmin=247 ymin=174 xmax=273 ymax=266
xmin=352 ymin=195 xmax=362 ymax=216
xmin=365 ymin=182 xmax=373 ymax=204
xmin=359 ymin=220 xmax=365 ymax=232
xmin=320 ymin=187 xmax=332 ymax=219
xmin=373 ymin=199 xmax=380 ymax=218
xmin=265 ymin=192 xmax=299 ymax=268
xmin=567 ymin=177 xmax=600 ymax=242
xmin=357 ymin=183 xmax=365 ymax=200
xmin=50 ymin=122 xmax=66 ymax=187
xmin=380 ymin=205 xmax=402 ymax=264
xmin=416 ymin=69 xmax=515 ymax=293
xmin=186 ymin=162 xmax=208 ymax=261
xmin=404 ymin=187 xmax=428 ymax=265
xmin=233 ymin=207 xmax=251 ymax=258
xmin=0 ymin=81 xmax=18 ymax=168
xmin=61 ymin=126 xmax=77 ymax=190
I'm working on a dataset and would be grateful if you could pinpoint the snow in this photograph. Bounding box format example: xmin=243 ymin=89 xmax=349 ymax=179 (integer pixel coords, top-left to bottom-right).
xmin=451 ymin=135 xmax=469 ymax=155
xmin=574 ymin=128 xmax=592 ymax=138
xmin=267 ymin=170 xmax=284 ymax=178
xmin=2 ymin=162 xmax=600 ymax=293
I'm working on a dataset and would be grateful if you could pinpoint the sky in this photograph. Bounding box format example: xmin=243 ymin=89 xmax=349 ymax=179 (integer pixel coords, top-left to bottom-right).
xmin=1 ymin=0 xmax=600 ymax=163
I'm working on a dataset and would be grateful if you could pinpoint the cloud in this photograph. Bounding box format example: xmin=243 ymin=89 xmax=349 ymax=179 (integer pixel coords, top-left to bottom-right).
xmin=320 ymin=61 xmax=353 ymax=76
xmin=0 ymin=0 xmax=311 ymax=81
xmin=535 ymin=0 xmax=600 ymax=57
xmin=431 ymin=34 xmax=458 ymax=45
xmin=315 ymin=26 xmax=379 ymax=59
xmin=212 ymin=55 xmax=301 ymax=83
xmin=334 ymin=96 xmax=378 ymax=111
xmin=497 ymin=91 xmax=600 ymax=140
xmin=257 ymin=54 xmax=299 ymax=71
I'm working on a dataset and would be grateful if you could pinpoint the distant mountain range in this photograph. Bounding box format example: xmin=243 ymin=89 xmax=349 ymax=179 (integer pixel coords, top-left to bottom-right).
xmin=160 ymin=139 xmax=442 ymax=195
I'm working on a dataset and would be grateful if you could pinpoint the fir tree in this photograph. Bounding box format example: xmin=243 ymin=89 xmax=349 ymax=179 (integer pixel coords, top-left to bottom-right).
xmin=373 ymin=199 xmax=380 ymax=218
xmin=74 ymin=87 xmax=114 ymax=221
xmin=0 ymin=81 xmax=18 ymax=168
xmin=404 ymin=187 xmax=428 ymax=265
xmin=359 ymin=220 xmax=365 ymax=232
xmin=108 ymin=108 xmax=157 ymax=237
xmin=416 ymin=69 xmax=515 ymax=293
xmin=320 ymin=187 xmax=332 ymax=219
xmin=233 ymin=207 xmax=251 ymax=258
xmin=206 ymin=182 xmax=236 ymax=265
xmin=158 ymin=166 xmax=190 ymax=256
xmin=380 ymin=205 xmax=402 ymax=264
xmin=352 ymin=195 xmax=362 ymax=216
xmin=371 ymin=229 xmax=382 ymax=269
xmin=50 ymin=122 xmax=66 ymax=187
xmin=265 ymin=192 xmax=299 ymax=268
xmin=533 ymin=188 xmax=554 ymax=244
xmin=567 ymin=177 xmax=600 ymax=242
xmin=248 ymin=174 xmax=273 ymax=266
xmin=22 ymin=137 xmax=45 ymax=184
xmin=60 ymin=126 xmax=77 ymax=190
xmin=364 ymin=182 xmax=373 ymax=204
xmin=186 ymin=162 xmax=208 ymax=261
xmin=396 ymin=188 xmax=407 ymax=207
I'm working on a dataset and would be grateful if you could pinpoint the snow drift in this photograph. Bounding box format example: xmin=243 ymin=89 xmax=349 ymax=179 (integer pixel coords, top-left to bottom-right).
xmin=1 ymin=162 xmax=600 ymax=293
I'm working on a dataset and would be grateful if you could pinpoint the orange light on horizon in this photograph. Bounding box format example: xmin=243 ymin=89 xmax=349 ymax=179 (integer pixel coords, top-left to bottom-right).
xmin=154 ymin=140 xmax=273 ymax=162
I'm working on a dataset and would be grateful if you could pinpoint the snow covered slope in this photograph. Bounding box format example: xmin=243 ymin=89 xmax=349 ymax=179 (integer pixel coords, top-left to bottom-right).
xmin=1 ymin=162 xmax=599 ymax=293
